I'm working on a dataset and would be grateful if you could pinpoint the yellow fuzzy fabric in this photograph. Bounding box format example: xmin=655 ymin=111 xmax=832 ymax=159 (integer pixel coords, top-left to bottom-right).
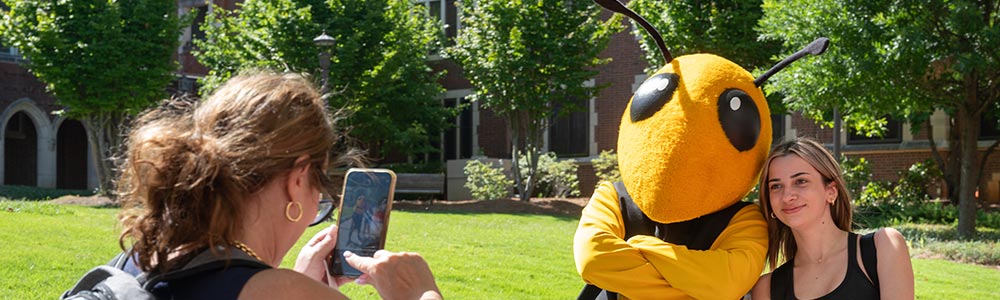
xmin=617 ymin=53 xmax=772 ymax=223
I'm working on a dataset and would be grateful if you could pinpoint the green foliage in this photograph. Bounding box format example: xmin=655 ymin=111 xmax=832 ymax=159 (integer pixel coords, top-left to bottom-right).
xmin=0 ymin=185 xmax=95 ymax=201
xmin=758 ymin=0 xmax=1000 ymax=236
xmin=520 ymin=152 xmax=580 ymax=199
xmin=0 ymin=0 xmax=187 ymax=194
xmin=853 ymin=160 xmax=950 ymax=229
xmin=839 ymin=156 xmax=873 ymax=202
xmin=592 ymin=149 xmax=621 ymax=185
xmin=895 ymin=159 xmax=944 ymax=203
xmin=196 ymin=0 xmax=454 ymax=158
xmin=447 ymin=0 xmax=615 ymax=201
xmin=628 ymin=0 xmax=782 ymax=74
xmin=0 ymin=0 xmax=184 ymax=117
xmin=463 ymin=160 xmax=513 ymax=201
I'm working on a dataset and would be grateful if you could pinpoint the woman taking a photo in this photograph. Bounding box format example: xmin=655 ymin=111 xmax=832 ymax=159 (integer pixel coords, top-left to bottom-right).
xmin=751 ymin=138 xmax=913 ymax=299
xmin=115 ymin=72 xmax=442 ymax=299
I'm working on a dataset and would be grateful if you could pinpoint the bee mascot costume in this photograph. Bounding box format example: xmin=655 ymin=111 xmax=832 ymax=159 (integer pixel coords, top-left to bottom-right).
xmin=574 ymin=1 xmax=829 ymax=299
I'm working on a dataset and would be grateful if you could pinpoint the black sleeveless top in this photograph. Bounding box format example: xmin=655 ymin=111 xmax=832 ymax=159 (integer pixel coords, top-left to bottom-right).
xmin=770 ymin=232 xmax=880 ymax=300
xmin=122 ymin=250 xmax=270 ymax=300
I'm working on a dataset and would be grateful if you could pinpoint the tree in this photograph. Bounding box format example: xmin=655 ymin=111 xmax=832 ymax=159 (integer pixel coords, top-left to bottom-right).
xmin=196 ymin=0 xmax=453 ymax=160
xmin=758 ymin=0 xmax=1000 ymax=237
xmin=447 ymin=0 xmax=616 ymax=201
xmin=629 ymin=0 xmax=782 ymax=74
xmin=0 ymin=0 xmax=184 ymax=195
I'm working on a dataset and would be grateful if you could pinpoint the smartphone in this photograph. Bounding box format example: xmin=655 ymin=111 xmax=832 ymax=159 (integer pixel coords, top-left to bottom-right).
xmin=328 ymin=168 xmax=396 ymax=278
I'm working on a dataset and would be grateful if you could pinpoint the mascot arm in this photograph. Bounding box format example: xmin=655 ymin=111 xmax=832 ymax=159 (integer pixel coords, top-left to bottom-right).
xmin=628 ymin=205 xmax=768 ymax=300
xmin=574 ymin=182 xmax=690 ymax=299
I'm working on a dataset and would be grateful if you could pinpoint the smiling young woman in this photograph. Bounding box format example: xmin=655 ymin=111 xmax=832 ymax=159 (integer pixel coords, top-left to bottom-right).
xmin=750 ymin=138 xmax=914 ymax=300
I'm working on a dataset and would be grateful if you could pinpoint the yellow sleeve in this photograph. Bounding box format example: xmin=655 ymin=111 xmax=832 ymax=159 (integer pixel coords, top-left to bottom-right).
xmin=574 ymin=181 xmax=768 ymax=300
xmin=574 ymin=182 xmax=690 ymax=300
xmin=628 ymin=205 xmax=768 ymax=300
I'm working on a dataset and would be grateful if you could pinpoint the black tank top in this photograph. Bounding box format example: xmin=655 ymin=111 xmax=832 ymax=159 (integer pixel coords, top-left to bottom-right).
xmin=770 ymin=232 xmax=880 ymax=300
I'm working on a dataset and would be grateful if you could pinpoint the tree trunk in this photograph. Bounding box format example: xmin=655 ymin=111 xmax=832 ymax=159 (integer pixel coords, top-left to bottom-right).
xmin=82 ymin=112 xmax=125 ymax=198
xmin=956 ymin=74 xmax=982 ymax=238
xmin=508 ymin=112 xmax=527 ymax=201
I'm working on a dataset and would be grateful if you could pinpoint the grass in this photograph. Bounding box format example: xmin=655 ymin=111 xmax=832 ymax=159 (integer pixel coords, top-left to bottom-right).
xmin=893 ymin=224 xmax=1000 ymax=265
xmin=913 ymin=259 xmax=1000 ymax=299
xmin=2 ymin=200 xmax=999 ymax=299
xmin=0 ymin=201 xmax=580 ymax=299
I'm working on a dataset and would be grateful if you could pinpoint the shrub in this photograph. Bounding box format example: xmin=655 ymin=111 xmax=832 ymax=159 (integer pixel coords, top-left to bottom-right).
xmin=0 ymin=185 xmax=96 ymax=201
xmin=463 ymin=160 xmax=513 ymax=201
xmin=591 ymin=150 xmax=621 ymax=185
xmin=839 ymin=156 xmax=872 ymax=202
xmin=894 ymin=159 xmax=942 ymax=205
xmin=853 ymin=160 xmax=951 ymax=229
xmin=518 ymin=152 xmax=580 ymax=199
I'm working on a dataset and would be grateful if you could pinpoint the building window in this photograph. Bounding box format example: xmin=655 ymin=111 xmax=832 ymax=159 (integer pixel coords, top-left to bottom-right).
xmin=847 ymin=116 xmax=903 ymax=144
xmin=441 ymin=97 xmax=474 ymax=160
xmin=549 ymin=97 xmax=589 ymax=157
xmin=0 ymin=1 xmax=20 ymax=63
xmin=191 ymin=5 xmax=208 ymax=45
xmin=417 ymin=0 xmax=459 ymax=48
xmin=981 ymin=113 xmax=1000 ymax=140
xmin=771 ymin=114 xmax=785 ymax=144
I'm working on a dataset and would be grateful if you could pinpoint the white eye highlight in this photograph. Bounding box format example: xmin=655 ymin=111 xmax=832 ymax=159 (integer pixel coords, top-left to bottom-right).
xmin=653 ymin=77 xmax=671 ymax=91
xmin=730 ymin=97 xmax=742 ymax=111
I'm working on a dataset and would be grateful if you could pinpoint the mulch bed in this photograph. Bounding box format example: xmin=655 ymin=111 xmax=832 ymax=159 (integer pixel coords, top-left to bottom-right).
xmin=393 ymin=198 xmax=588 ymax=218
xmin=47 ymin=195 xmax=590 ymax=218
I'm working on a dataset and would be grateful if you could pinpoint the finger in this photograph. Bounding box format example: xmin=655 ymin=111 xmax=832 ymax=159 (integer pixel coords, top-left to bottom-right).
xmin=307 ymin=225 xmax=335 ymax=247
xmin=333 ymin=275 xmax=355 ymax=287
xmin=343 ymin=251 xmax=375 ymax=273
xmin=372 ymin=249 xmax=391 ymax=259
xmin=355 ymin=274 xmax=371 ymax=286
xmin=312 ymin=227 xmax=338 ymax=253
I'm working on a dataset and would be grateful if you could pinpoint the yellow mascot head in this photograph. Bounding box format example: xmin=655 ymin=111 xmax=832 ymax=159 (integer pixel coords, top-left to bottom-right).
xmin=596 ymin=0 xmax=829 ymax=223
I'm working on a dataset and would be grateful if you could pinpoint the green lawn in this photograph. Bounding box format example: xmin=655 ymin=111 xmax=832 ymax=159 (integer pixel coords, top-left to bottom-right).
xmin=2 ymin=200 xmax=999 ymax=299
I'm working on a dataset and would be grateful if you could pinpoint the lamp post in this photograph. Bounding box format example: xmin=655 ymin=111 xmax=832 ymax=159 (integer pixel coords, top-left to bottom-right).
xmin=313 ymin=31 xmax=335 ymax=95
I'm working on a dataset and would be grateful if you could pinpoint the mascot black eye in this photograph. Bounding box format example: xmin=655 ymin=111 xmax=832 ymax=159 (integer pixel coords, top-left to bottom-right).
xmin=631 ymin=73 xmax=679 ymax=122
xmin=717 ymin=89 xmax=761 ymax=152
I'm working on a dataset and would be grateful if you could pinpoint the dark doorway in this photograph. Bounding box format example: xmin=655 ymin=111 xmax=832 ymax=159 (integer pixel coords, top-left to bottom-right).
xmin=57 ymin=120 xmax=88 ymax=189
xmin=5 ymin=112 xmax=37 ymax=186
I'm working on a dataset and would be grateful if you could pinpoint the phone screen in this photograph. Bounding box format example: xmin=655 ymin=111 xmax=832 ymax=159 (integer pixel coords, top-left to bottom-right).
xmin=328 ymin=168 xmax=396 ymax=278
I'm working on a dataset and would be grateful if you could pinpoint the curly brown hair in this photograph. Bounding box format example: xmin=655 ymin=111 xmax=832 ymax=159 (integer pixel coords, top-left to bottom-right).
xmin=116 ymin=72 xmax=349 ymax=272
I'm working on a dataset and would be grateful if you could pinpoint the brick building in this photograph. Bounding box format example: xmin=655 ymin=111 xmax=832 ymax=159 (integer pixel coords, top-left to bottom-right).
xmin=2 ymin=1 xmax=998 ymax=203
xmin=0 ymin=0 xmax=236 ymax=190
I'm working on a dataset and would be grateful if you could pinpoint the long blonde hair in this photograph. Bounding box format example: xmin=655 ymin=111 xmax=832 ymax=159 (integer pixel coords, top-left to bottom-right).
xmin=117 ymin=72 xmax=344 ymax=272
xmin=758 ymin=137 xmax=853 ymax=269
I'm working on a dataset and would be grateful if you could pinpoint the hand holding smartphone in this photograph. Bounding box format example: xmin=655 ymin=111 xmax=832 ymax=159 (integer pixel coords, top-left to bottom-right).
xmin=328 ymin=168 xmax=396 ymax=278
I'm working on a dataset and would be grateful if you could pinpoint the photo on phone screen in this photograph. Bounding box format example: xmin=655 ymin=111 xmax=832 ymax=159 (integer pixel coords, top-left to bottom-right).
xmin=328 ymin=168 xmax=396 ymax=278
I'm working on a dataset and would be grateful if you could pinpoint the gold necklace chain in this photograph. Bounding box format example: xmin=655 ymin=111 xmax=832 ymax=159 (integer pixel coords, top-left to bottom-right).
xmin=233 ymin=241 xmax=263 ymax=262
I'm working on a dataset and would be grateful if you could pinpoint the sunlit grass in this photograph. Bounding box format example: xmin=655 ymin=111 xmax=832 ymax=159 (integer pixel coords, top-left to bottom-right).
xmin=2 ymin=200 xmax=999 ymax=299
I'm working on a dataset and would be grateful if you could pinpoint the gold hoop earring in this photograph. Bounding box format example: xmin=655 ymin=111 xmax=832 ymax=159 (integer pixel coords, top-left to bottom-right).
xmin=286 ymin=201 xmax=303 ymax=222
xmin=770 ymin=212 xmax=776 ymax=219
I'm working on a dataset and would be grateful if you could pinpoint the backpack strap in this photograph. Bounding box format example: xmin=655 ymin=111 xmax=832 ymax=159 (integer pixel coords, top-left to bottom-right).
xmin=860 ymin=231 xmax=880 ymax=289
xmin=107 ymin=251 xmax=131 ymax=270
